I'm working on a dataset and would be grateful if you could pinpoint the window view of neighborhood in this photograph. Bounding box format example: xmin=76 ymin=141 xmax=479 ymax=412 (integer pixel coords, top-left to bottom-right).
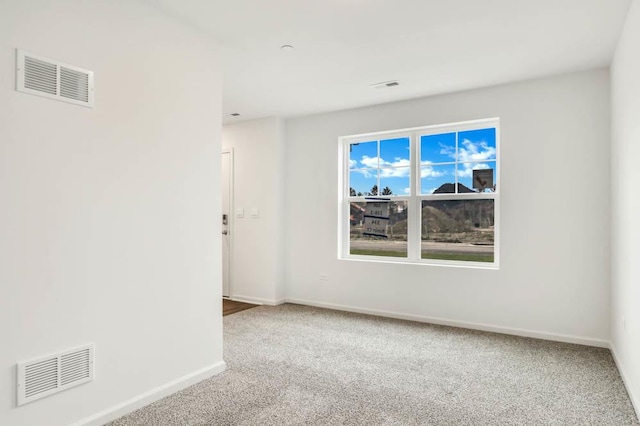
xmin=421 ymin=199 xmax=494 ymax=262
xmin=346 ymin=123 xmax=497 ymax=264
xmin=350 ymin=200 xmax=408 ymax=257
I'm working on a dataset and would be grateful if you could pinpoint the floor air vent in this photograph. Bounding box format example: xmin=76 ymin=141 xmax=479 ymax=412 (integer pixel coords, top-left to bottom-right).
xmin=17 ymin=344 xmax=94 ymax=406
xmin=16 ymin=49 xmax=94 ymax=108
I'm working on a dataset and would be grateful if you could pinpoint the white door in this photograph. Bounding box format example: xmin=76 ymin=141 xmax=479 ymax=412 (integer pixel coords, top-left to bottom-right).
xmin=221 ymin=150 xmax=231 ymax=298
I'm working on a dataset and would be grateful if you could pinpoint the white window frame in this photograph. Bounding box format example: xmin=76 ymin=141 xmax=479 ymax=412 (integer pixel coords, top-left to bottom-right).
xmin=338 ymin=118 xmax=500 ymax=269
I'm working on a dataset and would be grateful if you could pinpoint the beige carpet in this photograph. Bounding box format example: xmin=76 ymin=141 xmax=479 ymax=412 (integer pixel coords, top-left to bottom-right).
xmin=110 ymin=304 xmax=638 ymax=425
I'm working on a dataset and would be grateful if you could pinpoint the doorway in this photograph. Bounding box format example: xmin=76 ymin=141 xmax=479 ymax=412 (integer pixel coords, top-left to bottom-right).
xmin=223 ymin=299 xmax=258 ymax=316
xmin=221 ymin=149 xmax=232 ymax=298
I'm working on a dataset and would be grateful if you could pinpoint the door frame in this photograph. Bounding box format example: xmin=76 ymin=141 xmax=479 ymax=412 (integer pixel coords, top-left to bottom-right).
xmin=221 ymin=148 xmax=234 ymax=299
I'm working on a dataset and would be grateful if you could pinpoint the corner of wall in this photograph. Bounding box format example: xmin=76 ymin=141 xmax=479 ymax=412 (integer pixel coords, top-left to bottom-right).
xmin=609 ymin=0 xmax=640 ymax=420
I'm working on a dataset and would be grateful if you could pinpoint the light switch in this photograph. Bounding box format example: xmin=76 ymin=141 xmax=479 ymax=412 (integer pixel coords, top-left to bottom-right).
xmin=250 ymin=208 xmax=259 ymax=218
xmin=235 ymin=208 xmax=244 ymax=218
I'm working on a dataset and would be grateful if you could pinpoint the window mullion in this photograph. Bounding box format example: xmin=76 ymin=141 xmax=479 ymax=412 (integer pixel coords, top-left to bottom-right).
xmin=407 ymin=132 xmax=419 ymax=261
xmin=376 ymin=140 xmax=381 ymax=195
xmin=455 ymin=131 xmax=459 ymax=194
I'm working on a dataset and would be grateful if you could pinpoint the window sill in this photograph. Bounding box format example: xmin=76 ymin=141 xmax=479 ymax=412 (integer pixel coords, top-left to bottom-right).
xmin=339 ymin=255 xmax=499 ymax=270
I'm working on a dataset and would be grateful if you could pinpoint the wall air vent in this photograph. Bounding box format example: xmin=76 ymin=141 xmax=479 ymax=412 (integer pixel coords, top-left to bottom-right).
xmin=16 ymin=49 xmax=94 ymax=108
xmin=371 ymin=80 xmax=400 ymax=89
xmin=17 ymin=344 xmax=94 ymax=406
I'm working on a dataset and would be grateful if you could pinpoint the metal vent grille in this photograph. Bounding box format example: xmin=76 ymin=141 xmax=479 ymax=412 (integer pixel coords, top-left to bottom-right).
xmin=60 ymin=66 xmax=89 ymax=103
xmin=24 ymin=56 xmax=57 ymax=95
xmin=60 ymin=348 xmax=91 ymax=386
xmin=17 ymin=344 xmax=94 ymax=406
xmin=24 ymin=358 xmax=58 ymax=399
xmin=16 ymin=49 xmax=94 ymax=108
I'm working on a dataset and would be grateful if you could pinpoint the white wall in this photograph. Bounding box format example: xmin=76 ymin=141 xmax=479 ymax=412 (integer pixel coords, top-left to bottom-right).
xmin=0 ymin=1 xmax=224 ymax=425
xmin=611 ymin=0 xmax=640 ymax=414
xmin=222 ymin=118 xmax=285 ymax=304
xmin=285 ymin=70 xmax=611 ymax=346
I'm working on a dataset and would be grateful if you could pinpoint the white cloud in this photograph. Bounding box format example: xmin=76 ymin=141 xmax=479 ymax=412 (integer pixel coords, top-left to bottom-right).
xmin=421 ymin=166 xmax=446 ymax=178
xmin=353 ymin=169 xmax=374 ymax=178
xmin=380 ymin=167 xmax=410 ymax=178
xmin=360 ymin=155 xmax=378 ymax=168
xmin=459 ymin=139 xmax=496 ymax=162
xmin=403 ymin=187 xmax=411 ymax=194
xmin=389 ymin=158 xmax=410 ymax=167
xmin=356 ymin=155 xmax=410 ymax=178
xmin=457 ymin=162 xmax=491 ymax=178
xmin=360 ymin=155 xmax=410 ymax=169
xmin=439 ymin=142 xmax=455 ymax=159
xmin=348 ymin=159 xmax=357 ymax=169
xmin=455 ymin=138 xmax=495 ymax=179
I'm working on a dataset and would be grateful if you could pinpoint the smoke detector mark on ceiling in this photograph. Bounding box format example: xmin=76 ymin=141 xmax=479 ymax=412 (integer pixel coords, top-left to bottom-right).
xmin=371 ymin=80 xmax=400 ymax=89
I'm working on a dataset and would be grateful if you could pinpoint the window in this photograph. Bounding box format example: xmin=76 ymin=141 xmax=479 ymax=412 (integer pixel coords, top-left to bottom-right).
xmin=340 ymin=118 xmax=499 ymax=267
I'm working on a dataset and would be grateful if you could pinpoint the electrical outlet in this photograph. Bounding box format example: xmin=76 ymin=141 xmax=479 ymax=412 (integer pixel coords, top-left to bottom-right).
xmin=319 ymin=274 xmax=328 ymax=281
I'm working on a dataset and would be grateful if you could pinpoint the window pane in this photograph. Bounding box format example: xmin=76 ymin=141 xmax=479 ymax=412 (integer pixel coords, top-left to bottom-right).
xmin=421 ymin=133 xmax=456 ymax=164
xmin=350 ymin=201 xmax=408 ymax=257
xmin=380 ymin=137 xmax=410 ymax=168
xmin=421 ymin=199 xmax=494 ymax=262
xmin=458 ymin=128 xmax=496 ymax=162
xmin=349 ymin=170 xmax=378 ymax=196
xmin=458 ymin=161 xmax=497 ymax=193
xmin=380 ymin=167 xmax=410 ymax=196
xmin=349 ymin=141 xmax=378 ymax=170
xmin=421 ymin=164 xmax=456 ymax=194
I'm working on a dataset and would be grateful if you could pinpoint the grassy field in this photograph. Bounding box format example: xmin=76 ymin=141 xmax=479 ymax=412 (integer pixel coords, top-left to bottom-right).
xmin=421 ymin=252 xmax=494 ymax=262
xmin=350 ymin=249 xmax=407 ymax=258
xmin=350 ymin=249 xmax=493 ymax=263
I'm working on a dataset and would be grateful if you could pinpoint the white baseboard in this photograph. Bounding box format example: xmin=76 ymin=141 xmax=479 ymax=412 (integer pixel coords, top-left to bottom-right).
xmin=69 ymin=361 xmax=226 ymax=426
xmin=230 ymin=294 xmax=285 ymax=306
xmin=285 ymin=298 xmax=609 ymax=348
xmin=609 ymin=343 xmax=640 ymax=421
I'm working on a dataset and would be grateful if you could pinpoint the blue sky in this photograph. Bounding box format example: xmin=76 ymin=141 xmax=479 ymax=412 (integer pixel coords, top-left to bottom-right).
xmin=349 ymin=137 xmax=410 ymax=195
xmin=349 ymin=129 xmax=496 ymax=195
